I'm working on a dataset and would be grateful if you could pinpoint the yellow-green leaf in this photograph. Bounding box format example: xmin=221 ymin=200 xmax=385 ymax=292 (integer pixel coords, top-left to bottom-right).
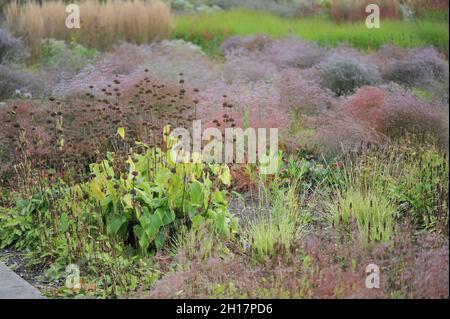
xmin=219 ymin=165 xmax=231 ymax=186
xmin=117 ymin=127 xmax=125 ymax=140
xmin=123 ymin=193 xmax=133 ymax=208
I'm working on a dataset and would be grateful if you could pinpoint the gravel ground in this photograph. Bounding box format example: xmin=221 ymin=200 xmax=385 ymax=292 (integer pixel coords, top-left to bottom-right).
xmin=0 ymin=249 xmax=63 ymax=296
xmin=228 ymin=191 xmax=271 ymax=222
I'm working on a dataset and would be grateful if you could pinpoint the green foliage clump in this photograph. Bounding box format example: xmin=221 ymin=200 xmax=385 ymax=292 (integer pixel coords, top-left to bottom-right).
xmin=41 ymin=39 xmax=98 ymax=71
xmin=333 ymin=142 xmax=449 ymax=235
xmin=0 ymin=129 xmax=237 ymax=297
xmin=329 ymin=188 xmax=397 ymax=243
xmin=88 ymin=140 xmax=237 ymax=252
xmin=243 ymin=187 xmax=299 ymax=259
xmin=391 ymin=146 xmax=449 ymax=231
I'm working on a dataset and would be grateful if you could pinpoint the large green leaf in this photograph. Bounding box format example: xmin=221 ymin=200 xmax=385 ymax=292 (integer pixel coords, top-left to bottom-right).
xmin=122 ymin=193 xmax=133 ymax=208
xmin=156 ymin=207 xmax=175 ymax=226
xmin=135 ymin=188 xmax=153 ymax=207
xmin=140 ymin=211 xmax=162 ymax=240
xmin=191 ymin=214 xmax=205 ymax=229
xmin=155 ymin=228 xmax=168 ymax=250
xmin=133 ymin=224 xmax=149 ymax=251
xmin=100 ymin=195 xmax=112 ymax=208
xmin=214 ymin=210 xmax=227 ymax=235
xmin=168 ymin=174 xmax=184 ymax=209
xmin=117 ymin=127 xmax=125 ymax=140
xmin=190 ymin=181 xmax=204 ymax=207
xmin=102 ymin=160 xmax=115 ymax=177
xmin=218 ymin=165 xmax=231 ymax=186
xmin=184 ymin=201 xmax=198 ymax=218
xmin=108 ymin=215 xmax=127 ymax=235
xmin=212 ymin=190 xmax=227 ymax=206
xmin=59 ymin=212 xmax=70 ymax=233
xmin=155 ymin=167 xmax=172 ymax=189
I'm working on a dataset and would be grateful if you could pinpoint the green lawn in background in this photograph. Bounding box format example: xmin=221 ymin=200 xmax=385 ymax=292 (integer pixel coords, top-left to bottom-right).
xmin=174 ymin=9 xmax=449 ymax=55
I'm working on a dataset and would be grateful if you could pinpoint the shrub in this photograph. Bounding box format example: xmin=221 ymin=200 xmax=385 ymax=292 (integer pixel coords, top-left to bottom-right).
xmin=262 ymin=37 xmax=325 ymax=69
xmin=318 ymin=52 xmax=381 ymax=96
xmin=145 ymin=39 xmax=221 ymax=87
xmin=221 ymin=36 xmax=325 ymax=70
xmin=279 ymin=68 xmax=335 ymax=115
xmin=50 ymin=42 xmax=150 ymax=97
xmin=368 ymin=44 xmax=407 ymax=67
xmin=221 ymin=36 xmax=326 ymax=84
xmin=52 ymin=40 xmax=221 ymax=97
xmin=381 ymin=47 xmax=449 ymax=90
xmin=313 ymin=111 xmax=383 ymax=158
xmin=0 ymin=65 xmax=43 ymax=100
xmin=339 ymin=86 xmax=388 ymax=127
xmin=0 ymin=28 xmax=29 ymax=63
xmin=41 ymin=39 xmax=98 ymax=70
xmin=277 ymin=68 xmax=337 ymax=152
xmin=223 ymin=50 xmax=279 ymax=83
xmin=340 ymin=85 xmax=449 ymax=148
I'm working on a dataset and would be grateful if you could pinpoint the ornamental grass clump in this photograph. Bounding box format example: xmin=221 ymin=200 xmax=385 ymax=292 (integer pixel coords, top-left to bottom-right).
xmin=4 ymin=0 xmax=172 ymax=60
xmin=329 ymin=188 xmax=397 ymax=243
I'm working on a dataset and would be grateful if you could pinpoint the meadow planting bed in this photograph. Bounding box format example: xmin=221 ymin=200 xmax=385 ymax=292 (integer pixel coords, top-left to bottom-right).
xmin=0 ymin=0 xmax=448 ymax=299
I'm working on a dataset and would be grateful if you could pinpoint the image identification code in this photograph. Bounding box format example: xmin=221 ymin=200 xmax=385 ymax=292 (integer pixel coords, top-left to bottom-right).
xmin=176 ymin=303 xmax=273 ymax=316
